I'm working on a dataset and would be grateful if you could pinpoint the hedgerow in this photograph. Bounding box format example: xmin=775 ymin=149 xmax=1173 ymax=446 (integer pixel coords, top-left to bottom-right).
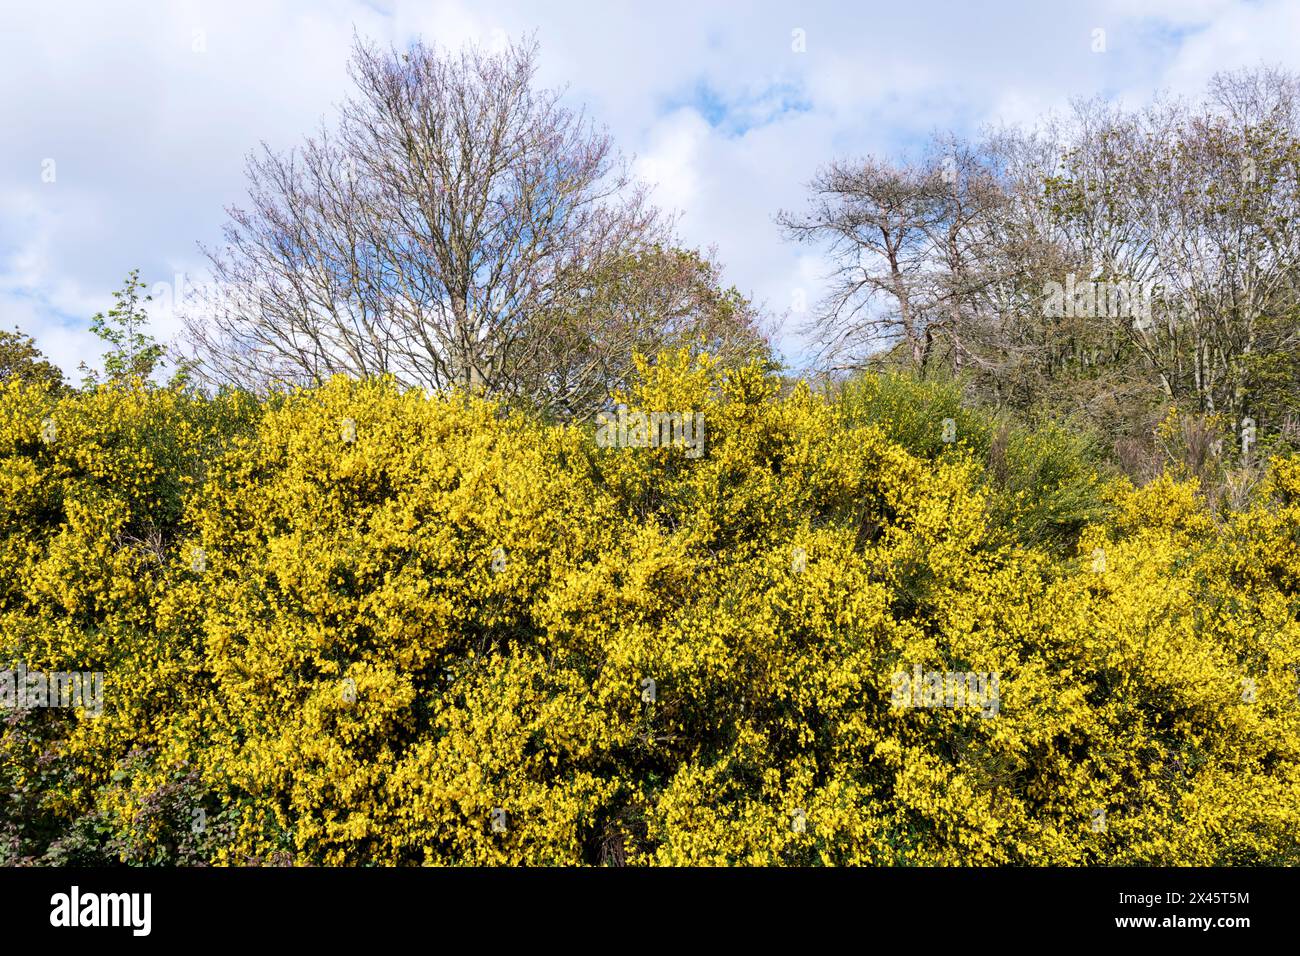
xmin=1 ymin=354 xmax=1297 ymax=865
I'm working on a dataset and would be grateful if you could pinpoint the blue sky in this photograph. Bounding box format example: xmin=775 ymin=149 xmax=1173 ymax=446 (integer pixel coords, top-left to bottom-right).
xmin=2 ymin=0 xmax=1298 ymax=379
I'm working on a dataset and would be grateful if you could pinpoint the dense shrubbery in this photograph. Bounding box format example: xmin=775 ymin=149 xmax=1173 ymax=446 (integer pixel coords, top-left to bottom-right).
xmin=2 ymin=354 xmax=1298 ymax=865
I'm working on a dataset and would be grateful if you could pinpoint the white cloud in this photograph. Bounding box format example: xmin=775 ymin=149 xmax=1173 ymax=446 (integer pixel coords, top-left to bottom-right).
xmin=635 ymin=109 xmax=710 ymax=219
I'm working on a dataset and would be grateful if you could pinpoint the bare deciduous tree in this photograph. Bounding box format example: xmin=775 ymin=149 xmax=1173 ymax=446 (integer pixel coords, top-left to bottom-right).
xmin=777 ymin=156 xmax=943 ymax=373
xmin=184 ymin=34 xmax=667 ymax=403
xmin=777 ymin=137 xmax=1012 ymax=379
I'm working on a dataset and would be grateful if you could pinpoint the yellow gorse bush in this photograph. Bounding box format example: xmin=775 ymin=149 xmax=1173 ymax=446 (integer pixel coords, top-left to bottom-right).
xmin=1 ymin=354 xmax=1297 ymax=865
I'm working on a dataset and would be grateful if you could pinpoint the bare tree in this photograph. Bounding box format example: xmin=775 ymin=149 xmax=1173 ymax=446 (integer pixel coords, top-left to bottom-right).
xmin=777 ymin=156 xmax=946 ymax=373
xmin=914 ymin=135 xmax=1017 ymax=378
xmin=184 ymin=34 xmax=666 ymax=402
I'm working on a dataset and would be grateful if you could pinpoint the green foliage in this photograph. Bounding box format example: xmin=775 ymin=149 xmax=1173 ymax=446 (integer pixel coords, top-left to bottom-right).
xmin=832 ymin=373 xmax=1113 ymax=553
xmin=0 ymin=328 xmax=65 ymax=393
xmin=81 ymin=270 xmax=166 ymax=387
